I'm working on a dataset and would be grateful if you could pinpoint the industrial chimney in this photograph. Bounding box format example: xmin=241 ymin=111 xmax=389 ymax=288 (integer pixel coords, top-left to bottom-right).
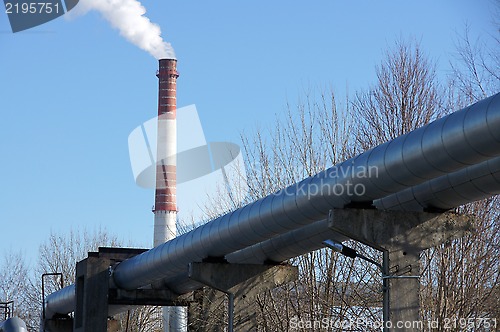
xmin=154 ymin=58 xmax=179 ymax=246
xmin=154 ymin=58 xmax=186 ymax=331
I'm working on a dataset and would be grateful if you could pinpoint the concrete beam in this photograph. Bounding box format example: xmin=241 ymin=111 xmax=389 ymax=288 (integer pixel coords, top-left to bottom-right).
xmin=328 ymin=209 xmax=473 ymax=252
xmin=108 ymin=288 xmax=192 ymax=306
xmin=74 ymin=257 xmax=109 ymax=332
xmin=188 ymin=262 xmax=298 ymax=297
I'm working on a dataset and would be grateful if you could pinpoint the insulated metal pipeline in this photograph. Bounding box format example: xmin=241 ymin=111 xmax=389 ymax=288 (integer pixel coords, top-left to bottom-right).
xmin=161 ymin=218 xmax=347 ymax=294
xmin=374 ymin=155 xmax=500 ymax=211
xmin=0 ymin=317 xmax=28 ymax=332
xmin=45 ymin=155 xmax=500 ymax=314
xmin=44 ymin=284 xmax=75 ymax=320
xmin=228 ymin=155 xmax=500 ymax=264
xmin=43 ymin=93 xmax=500 ymax=317
xmin=226 ymin=218 xmax=347 ymax=265
xmin=158 ymin=155 xmax=500 ymax=294
xmin=112 ymin=93 xmax=500 ymax=291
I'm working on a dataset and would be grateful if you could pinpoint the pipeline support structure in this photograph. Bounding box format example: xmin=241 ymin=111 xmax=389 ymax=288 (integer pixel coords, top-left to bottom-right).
xmin=42 ymin=93 xmax=500 ymax=331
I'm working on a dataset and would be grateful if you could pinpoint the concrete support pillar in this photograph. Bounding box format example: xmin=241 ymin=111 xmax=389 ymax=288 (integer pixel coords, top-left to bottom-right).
xmin=187 ymin=262 xmax=298 ymax=332
xmin=385 ymin=247 xmax=421 ymax=327
xmin=328 ymin=209 xmax=473 ymax=331
xmin=74 ymin=255 xmax=110 ymax=332
xmin=71 ymin=247 xmax=186 ymax=332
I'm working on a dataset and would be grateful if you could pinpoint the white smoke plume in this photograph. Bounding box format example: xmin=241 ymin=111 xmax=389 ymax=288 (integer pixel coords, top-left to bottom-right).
xmin=76 ymin=0 xmax=175 ymax=59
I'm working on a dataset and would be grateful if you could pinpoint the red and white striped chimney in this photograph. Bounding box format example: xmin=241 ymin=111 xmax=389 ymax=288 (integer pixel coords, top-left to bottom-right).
xmin=154 ymin=58 xmax=179 ymax=246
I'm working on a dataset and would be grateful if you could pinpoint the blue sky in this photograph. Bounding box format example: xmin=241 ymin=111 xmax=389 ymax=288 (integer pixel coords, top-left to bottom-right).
xmin=0 ymin=0 xmax=497 ymax=264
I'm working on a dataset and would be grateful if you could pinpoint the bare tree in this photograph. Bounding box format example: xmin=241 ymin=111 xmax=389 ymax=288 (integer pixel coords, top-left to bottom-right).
xmin=420 ymin=198 xmax=500 ymax=331
xmin=117 ymin=305 xmax=164 ymax=332
xmin=418 ymin=18 xmax=500 ymax=331
xmin=0 ymin=250 xmax=28 ymax=312
xmin=352 ymin=39 xmax=444 ymax=150
xmin=7 ymin=227 xmax=125 ymax=331
xmin=37 ymin=226 xmax=121 ymax=290
xmin=0 ymin=227 xmax=163 ymax=331
xmin=234 ymin=89 xmax=389 ymax=331
xmin=0 ymin=250 xmax=39 ymax=329
xmin=352 ymin=36 xmax=500 ymax=331
xmin=236 ymin=36 xmax=499 ymax=332
xmin=450 ymin=25 xmax=500 ymax=104
xmin=249 ymin=40 xmax=445 ymax=331
xmin=37 ymin=227 xmax=167 ymax=332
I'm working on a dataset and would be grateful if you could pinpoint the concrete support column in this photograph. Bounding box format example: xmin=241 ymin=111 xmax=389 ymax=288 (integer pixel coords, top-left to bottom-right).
xmin=385 ymin=247 xmax=421 ymax=327
xmin=71 ymin=247 xmax=187 ymax=332
xmin=328 ymin=209 xmax=473 ymax=331
xmin=187 ymin=262 xmax=298 ymax=332
xmin=74 ymin=255 xmax=110 ymax=332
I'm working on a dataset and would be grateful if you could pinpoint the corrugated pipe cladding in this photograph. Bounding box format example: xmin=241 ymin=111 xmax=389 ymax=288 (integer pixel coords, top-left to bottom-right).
xmin=112 ymin=93 xmax=500 ymax=290
xmin=45 ymin=93 xmax=500 ymax=318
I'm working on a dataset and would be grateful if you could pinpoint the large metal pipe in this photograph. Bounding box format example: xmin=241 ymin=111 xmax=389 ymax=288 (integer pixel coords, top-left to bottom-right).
xmin=374 ymin=155 xmax=500 ymax=211
xmin=45 ymin=152 xmax=500 ymax=312
xmin=112 ymin=93 xmax=500 ymax=290
xmin=44 ymin=155 xmax=500 ymax=316
xmin=228 ymin=155 xmax=500 ymax=263
xmin=156 ymin=155 xmax=500 ymax=295
xmin=0 ymin=317 xmax=28 ymax=332
xmin=43 ymin=93 xmax=500 ymax=318
xmin=158 ymin=218 xmax=348 ymax=294
xmin=44 ymin=284 xmax=75 ymax=320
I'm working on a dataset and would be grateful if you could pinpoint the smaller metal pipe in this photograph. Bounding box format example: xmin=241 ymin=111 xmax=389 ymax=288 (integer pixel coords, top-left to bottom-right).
xmin=382 ymin=251 xmax=389 ymax=332
xmin=322 ymin=239 xmax=343 ymax=253
xmin=0 ymin=317 xmax=28 ymax=332
xmin=41 ymin=273 xmax=63 ymax=320
xmin=44 ymin=284 xmax=75 ymax=320
xmin=227 ymin=292 xmax=234 ymax=332
xmin=0 ymin=301 xmax=14 ymax=321
xmin=324 ymin=240 xmax=389 ymax=332
xmin=356 ymin=252 xmax=383 ymax=272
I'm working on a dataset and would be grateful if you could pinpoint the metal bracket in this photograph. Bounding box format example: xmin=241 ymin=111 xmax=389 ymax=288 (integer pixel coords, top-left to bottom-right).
xmin=41 ymin=273 xmax=64 ymax=320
